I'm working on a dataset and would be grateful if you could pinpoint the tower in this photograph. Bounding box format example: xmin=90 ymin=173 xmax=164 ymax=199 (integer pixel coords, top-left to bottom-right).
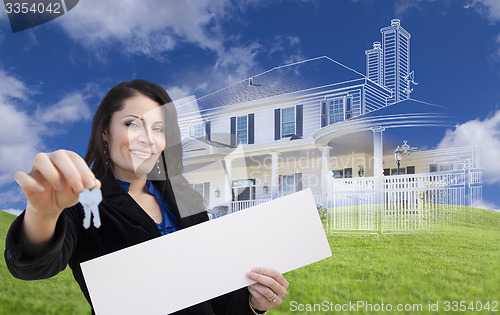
xmin=380 ymin=19 xmax=411 ymax=104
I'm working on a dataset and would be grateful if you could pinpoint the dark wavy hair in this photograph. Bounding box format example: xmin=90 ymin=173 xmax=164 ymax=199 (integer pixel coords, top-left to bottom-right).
xmin=84 ymin=79 xmax=207 ymax=227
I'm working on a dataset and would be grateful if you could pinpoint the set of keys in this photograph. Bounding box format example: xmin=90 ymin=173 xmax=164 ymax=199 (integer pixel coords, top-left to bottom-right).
xmin=78 ymin=188 xmax=102 ymax=229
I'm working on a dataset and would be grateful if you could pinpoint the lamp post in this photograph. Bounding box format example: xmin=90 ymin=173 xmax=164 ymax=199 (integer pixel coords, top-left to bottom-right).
xmin=394 ymin=146 xmax=402 ymax=175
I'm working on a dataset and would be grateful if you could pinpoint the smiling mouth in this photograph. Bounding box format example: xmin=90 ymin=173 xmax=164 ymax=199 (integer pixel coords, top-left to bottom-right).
xmin=130 ymin=150 xmax=154 ymax=159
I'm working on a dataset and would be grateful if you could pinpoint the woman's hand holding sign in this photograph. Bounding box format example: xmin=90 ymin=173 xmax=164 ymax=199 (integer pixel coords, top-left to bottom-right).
xmin=247 ymin=267 xmax=289 ymax=313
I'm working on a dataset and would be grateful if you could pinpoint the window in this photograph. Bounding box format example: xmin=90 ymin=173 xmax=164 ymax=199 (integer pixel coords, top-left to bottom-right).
xmin=383 ymin=168 xmax=390 ymax=176
xmin=331 ymin=168 xmax=352 ymax=178
xmin=439 ymin=163 xmax=454 ymax=172
xmin=237 ymin=115 xmax=248 ymax=144
xmin=232 ymin=179 xmax=255 ymax=201
xmin=278 ymin=173 xmax=302 ymax=195
xmin=193 ymin=183 xmax=204 ymax=195
xmin=329 ymin=98 xmax=344 ymax=124
xmin=190 ymin=182 xmax=210 ymax=205
xmin=391 ymin=168 xmax=405 ymax=175
xmin=231 ymin=114 xmax=253 ymax=146
xmin=332 ymin=170 xmax=343 ymax=178
xmin=281 ymin=107 xmax=295 ymax=137
xmin=430 ymin=164 xmax=438 ymax=172
xmin=191 ymin=123 xmax=205 ymax=138
xmin=322 ymin=96 xmax=353 ymax=126
xmin=344 ymin=168 xmax=353 ymax=178
xmin=282 ymin=175 xmax=295 ymax=196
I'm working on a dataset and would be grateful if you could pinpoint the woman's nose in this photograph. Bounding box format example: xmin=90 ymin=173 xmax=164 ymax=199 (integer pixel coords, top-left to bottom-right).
xmin=138 ymin=127 xmax=155 ymax=145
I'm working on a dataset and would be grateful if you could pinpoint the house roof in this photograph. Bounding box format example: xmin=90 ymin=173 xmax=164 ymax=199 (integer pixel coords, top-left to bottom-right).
xmin=195 ymin=56 xmax=366 ymax=110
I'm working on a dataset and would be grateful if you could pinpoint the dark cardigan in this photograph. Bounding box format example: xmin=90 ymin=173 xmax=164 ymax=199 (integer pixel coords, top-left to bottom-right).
xmin=4 ymin=174 xmax=253 ymax=315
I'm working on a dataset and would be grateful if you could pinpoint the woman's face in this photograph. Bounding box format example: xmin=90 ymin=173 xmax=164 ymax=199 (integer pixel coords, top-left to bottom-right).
xmin=104 ymin=94 xmax=166 ymax=180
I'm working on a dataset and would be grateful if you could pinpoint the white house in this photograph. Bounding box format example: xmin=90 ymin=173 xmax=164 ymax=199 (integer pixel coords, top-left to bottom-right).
xmin=175 ymin=20 xmax=482 ymax=228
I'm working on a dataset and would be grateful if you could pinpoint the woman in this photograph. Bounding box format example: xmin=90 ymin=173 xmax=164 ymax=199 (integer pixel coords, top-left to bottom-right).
xmin=5 ymin=80 xmax=288 ymax=314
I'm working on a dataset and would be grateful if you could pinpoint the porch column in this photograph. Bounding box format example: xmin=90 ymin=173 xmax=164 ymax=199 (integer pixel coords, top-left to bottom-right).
xmin=320 ymin=146 xmax=330 ymax=201
xmin=271 ymin=152 xmax=280 ymax=199
xmin=371 ymin=126 xmax=385 ymax=177
xmin=223 ymin=158 xmax=233 ymax=211
xmin=371 ymin=126 xmax=385 ymax=206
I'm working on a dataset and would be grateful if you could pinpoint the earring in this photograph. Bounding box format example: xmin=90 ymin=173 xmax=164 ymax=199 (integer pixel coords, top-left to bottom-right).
xmin=104 ymin=142 xmax=109 ymax=167
xmin=156 ymin=160 xmax=161 ymax=174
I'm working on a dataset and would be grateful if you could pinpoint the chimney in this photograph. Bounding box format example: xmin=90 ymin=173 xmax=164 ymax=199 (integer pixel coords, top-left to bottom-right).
xmin=391 ymin=19 xmax=400 ymax=26
xmin=365 ymin=41 xmax=384 ymax=85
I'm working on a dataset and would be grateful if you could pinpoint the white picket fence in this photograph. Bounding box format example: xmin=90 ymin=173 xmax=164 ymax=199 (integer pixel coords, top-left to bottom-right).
xmin=326 ymin=169 xmax=482 ymax=232
xmin=209 ymin=169 xmax=482 ymax=232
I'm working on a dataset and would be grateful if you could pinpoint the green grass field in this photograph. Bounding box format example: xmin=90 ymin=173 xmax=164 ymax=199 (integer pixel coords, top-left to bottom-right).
xmin=1 ymin=208 xmax=499 ymax=315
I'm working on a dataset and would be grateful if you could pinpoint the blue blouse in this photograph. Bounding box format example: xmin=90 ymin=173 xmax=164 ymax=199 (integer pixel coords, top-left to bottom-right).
xmin=116 ymin=179 xmax=179 ymax=235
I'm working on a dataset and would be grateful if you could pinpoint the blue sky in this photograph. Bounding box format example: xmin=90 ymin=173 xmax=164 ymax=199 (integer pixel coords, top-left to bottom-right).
xmin=1 ymin=0 xmax=500 ymax=212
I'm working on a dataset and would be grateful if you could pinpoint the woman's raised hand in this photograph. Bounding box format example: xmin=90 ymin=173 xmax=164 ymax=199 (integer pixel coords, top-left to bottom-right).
xmin=14 ymin=150 xmax=100 ymax=247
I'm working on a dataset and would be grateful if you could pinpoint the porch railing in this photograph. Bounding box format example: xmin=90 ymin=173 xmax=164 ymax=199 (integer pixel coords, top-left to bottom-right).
xmin=327 ymin=169 xmax=482 ymax=232
xmin=208 ymin=169 xmax=482 ymax=232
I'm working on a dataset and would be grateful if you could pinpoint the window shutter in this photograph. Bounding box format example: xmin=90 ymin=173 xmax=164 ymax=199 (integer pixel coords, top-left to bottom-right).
xmin=321 ymin=100 xmax=327 ymax=127
xmin=230 ymin=116 xmax=236 ymax=147
xmin=203 ymin=182 xmax=210 ymax=206
xmin=205 ymin=121 xmax=211 ymax=141
xmin=248 ymin=113 xmax=254 ymax=144
xmin=278 ymin=175 xmax=282 ymax=197
xmin=274 ymin=108 xmax=281 ymax=140
xmin=296 ymin=105 xmax=303 ymax=137
xmin=295 ymin=173 xmax=302 ymax=191
xmin=345 ymin=97 xmax=352 ymax=119
xmin=407 ymin=166 xmax=415 ymax=174
xmin=189 ymin=123 xmax=193 ymax=137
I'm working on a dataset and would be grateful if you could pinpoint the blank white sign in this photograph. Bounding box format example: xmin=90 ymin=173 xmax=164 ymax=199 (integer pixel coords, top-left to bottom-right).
xmin=81 ymin=188 xmax=332 ymax=315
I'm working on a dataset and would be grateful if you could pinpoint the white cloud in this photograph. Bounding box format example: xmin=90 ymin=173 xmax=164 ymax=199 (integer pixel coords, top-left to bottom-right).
xmin=470 ymin=0 xmax=500 ymax=23
xmin=0 ymin=103 xmax=41 ymax=184
xmin=55 ymin=0 xmax=277 ymax=95
xmin=0 ymin=70 xmax=94 ymax=193
xmin=395 ymin=0 xmax=500 ymax=22
xmin=394 ymin=0 xmax=441 ymax=17
xmin=163 ymin=41 xmax=263 ymax=101
xmin=214 ymin=42 xmax=262 ymax=85
xmin=36 ymin=92 xmax=92 ymax=124
xmin=475 ymin=199 xmax=500 ymax=211
xmin=269 ymin=35 xmax=305 ymax=64
xmin=57 ymin=0 xmax=233 ymax=58
xmin=167 ymin=85 xmax=195 ymax=102
xmin=0 ymin=70 xmax=32 ymax=102
xmin=0 ymin=70 xmax=40 ymax=185
xmin=0 ymin=186 xmax=26 ymax=211
xmin=437 ymin=109 xmax=500 ymax=185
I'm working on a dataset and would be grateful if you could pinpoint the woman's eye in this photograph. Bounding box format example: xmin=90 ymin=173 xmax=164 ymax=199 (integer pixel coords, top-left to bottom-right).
xmin=125 ymin=121 xmax=140 ymax=128
xmin=153 ymin=127 xmax=164 ymax=133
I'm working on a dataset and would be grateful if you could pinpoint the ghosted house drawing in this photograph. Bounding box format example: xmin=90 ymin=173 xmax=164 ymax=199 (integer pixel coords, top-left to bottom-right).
xmin=176 ymin=19 xmax=482 ymax=230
